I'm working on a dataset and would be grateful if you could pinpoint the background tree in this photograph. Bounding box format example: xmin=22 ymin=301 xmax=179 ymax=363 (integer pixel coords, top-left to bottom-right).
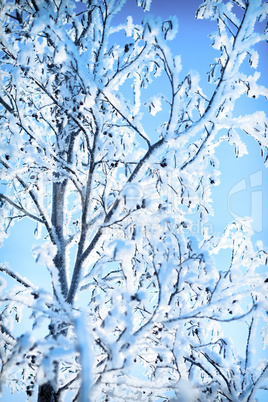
xmin=0 ymin=0 xmax=268 ymax=401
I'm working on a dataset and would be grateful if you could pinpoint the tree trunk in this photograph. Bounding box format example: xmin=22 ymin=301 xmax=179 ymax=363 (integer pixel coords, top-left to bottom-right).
xmin=51 ymin=180 xmax=69 ymax=298
xmin=38 ymin=382 xmax=57 ymax=402
xmin=37 ymin=181 xmax=68 ymax=400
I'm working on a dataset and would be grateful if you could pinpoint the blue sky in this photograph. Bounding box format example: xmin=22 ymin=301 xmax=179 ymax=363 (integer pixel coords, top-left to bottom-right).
xmin=1 ymin=0 xmax=268 ymax=400
xmin=113 ymin=0 xmax=268 ymax=246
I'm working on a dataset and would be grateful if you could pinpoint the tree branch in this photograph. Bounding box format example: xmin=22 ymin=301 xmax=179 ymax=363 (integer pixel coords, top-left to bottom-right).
xmin=0 ymin=264 xmax=33 ymax=288
xmin=101 ymin=92 xmax=151 ymax=147
xmin=0 ymin=193 xmax=44 ymax=224
xmin=0 ymin=96 xmax=14 ymax=114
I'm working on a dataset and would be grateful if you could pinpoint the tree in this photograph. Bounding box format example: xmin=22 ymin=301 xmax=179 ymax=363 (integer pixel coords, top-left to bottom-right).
xmin=0 ymin=0 xmax=268 ymax=400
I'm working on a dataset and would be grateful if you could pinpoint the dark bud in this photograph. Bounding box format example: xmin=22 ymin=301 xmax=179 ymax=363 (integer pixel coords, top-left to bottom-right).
xmin=190 ymin=354 xmax=195 ymax=360
xmin=141 ymin=199 xmax=146 ymax=208
xmin=265 ymin=278 xmax=268 ymax=283
xmin=131 ymin=293 xmax=140 ymax=301
xmin=26 ymin=388 xmax=32 ymax=397
xmin=48 ymin=323 xmax=55 ymax=334
xmin=136 ymin=204 xmax=141 ymax=209
xmin=160 ymin=159 xmax=167 ymax=168
xmin=5 ymin=154 xmax=9 ymax=160
xmin=125 ymin=44 xmax=130 ymax=52
xmin=210 ymin=178 xmax=215 ymax=184
xmin=21 ymin=66 xmax=29 ymax=76
xmin=108 ymin=133 xmax=112 ymax=138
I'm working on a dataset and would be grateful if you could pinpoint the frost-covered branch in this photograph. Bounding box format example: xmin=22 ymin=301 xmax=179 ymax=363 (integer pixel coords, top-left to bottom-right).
xmin=0 ymin=0 xmax=268 ymax=400
xmin=0 ymin=193 xmax=43 ymax=224
xmin=0 ymin=264 xmax=33 ymax=289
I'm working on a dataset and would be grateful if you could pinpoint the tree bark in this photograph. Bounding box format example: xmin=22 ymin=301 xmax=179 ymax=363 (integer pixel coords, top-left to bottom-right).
xmin=38 ymin=382 xmax=57 ymax=402
xmin=37 ymin=181 xmax=68 ymax=400
xmin=51 ymin=181 xmax=69 ymax=298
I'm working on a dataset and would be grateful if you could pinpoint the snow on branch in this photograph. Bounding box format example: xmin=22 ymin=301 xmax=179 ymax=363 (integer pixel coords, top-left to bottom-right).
xmin=0 ymin=0 xmax=267 ymax=401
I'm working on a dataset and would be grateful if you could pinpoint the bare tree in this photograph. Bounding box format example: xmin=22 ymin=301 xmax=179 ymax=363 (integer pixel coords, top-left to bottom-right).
xmin=0 ymin=0 xmax=268 ymax=401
